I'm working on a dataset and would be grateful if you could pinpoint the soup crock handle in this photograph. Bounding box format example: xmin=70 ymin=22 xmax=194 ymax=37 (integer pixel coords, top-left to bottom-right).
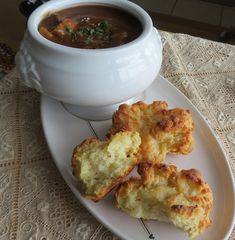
xmin=19 ymin=0 xmax=50 ymax=18
xmin=16 ymin=0 xmax=52 ymax=93
xmin=15 ymin=31 xmax=43 ymax=93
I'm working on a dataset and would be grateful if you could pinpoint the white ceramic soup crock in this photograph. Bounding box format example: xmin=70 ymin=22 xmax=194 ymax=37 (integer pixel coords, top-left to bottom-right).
xmin=15 ymin=0 xmax=162 ymax=120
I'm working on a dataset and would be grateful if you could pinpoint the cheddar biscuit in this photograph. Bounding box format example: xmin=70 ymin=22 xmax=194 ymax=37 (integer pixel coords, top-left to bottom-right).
xmin=116 ymin=163 xmax=213 ymax=238
xmin=72 ymin=131 xmax=141 ymax=201
xmin=109 ymin=101 xmax=194 ymax=163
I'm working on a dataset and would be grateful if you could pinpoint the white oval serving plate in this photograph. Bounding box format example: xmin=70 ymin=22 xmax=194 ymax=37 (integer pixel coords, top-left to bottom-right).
xmin=41 ymin=74 xmax=235 ymax=240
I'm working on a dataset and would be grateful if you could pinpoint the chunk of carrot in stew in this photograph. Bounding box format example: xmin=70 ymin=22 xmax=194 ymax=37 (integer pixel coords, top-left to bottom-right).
xmin=39 ymin=26 xmax=53 ymax=39
xmin=62 ymin=18 xmax=77 ymax=29
xmin=52 ymin=18 xmax=77 ymax=37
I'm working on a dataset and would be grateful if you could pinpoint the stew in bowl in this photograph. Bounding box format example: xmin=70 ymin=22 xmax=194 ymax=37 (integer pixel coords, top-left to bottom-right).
xmin=39 ymin=4 xmax=143 ymax=49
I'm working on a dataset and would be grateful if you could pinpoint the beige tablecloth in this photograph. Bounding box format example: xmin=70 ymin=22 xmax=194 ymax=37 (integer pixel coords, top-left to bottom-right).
xmin=0 ymin=31 xmax=235 ymax=239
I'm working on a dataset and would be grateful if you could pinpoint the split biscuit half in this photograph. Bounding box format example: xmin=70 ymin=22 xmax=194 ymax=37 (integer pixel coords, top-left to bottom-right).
xmin=72 ymin=131 xmax=141 ymax=201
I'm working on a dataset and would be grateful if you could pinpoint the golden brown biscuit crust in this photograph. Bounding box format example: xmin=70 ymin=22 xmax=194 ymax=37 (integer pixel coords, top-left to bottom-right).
xmin=72 ymin=138 xmax=98 ymax=176
xmin=109 ymin=101 xmax=194 ymax=163
xmin=116 ymin=163 xmax=213 ymax=238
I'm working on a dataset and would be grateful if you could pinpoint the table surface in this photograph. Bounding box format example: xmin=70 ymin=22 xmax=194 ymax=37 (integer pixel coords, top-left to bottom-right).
xmin=0 ymin=29 xmax=235 ymax=239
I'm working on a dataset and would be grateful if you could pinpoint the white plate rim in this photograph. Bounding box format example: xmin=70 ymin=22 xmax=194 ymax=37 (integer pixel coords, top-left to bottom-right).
xmin=40 ymin=74 xmax=235 ymax=240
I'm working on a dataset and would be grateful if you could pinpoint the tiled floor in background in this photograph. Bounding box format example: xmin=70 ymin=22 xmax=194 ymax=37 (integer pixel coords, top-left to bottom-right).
xmin=130 ymin=0 xmax=176 ymax=15
xmin=173 ymin=0 xmax=221 ymax=25
xmin=221 ymin=6 xmax=235 ymax=27
xmin=130 ymin=0 xmax=235 ymax=28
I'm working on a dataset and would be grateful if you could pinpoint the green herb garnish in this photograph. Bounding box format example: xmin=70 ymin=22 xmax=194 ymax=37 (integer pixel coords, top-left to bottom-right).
xmin=65 ymin=27 xmax=78 ymax=42
xmin=84 ymin=36 xmax=94 ymax=44
xmin=65 ymin=19 xmax=111 ymax=44
xmin=98 ymin=20 xmax=109 ymax=29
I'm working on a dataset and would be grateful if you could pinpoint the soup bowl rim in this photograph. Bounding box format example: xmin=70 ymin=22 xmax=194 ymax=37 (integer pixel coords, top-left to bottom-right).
xmin=27 ymin=0 xmax=154 ymax=54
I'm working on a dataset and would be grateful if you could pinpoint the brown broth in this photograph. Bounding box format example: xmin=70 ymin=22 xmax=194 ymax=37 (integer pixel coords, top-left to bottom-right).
xmin=38 ymin=4 xmax=143 ymax=49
